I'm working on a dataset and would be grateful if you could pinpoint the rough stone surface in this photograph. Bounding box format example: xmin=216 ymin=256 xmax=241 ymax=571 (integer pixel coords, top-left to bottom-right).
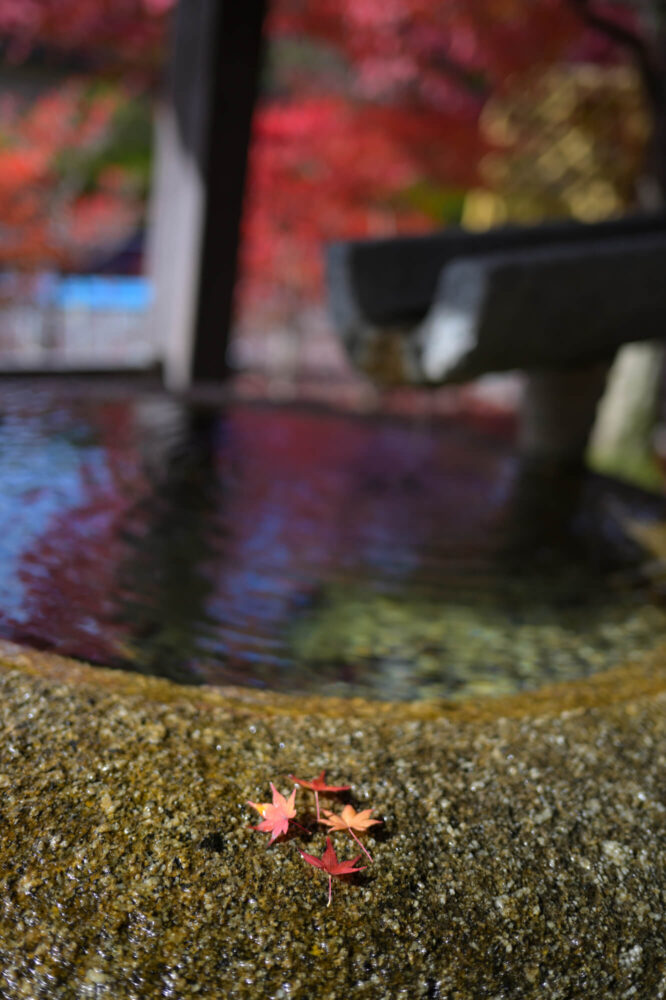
xmin=0 ymin=639 xmax=665 ymax=999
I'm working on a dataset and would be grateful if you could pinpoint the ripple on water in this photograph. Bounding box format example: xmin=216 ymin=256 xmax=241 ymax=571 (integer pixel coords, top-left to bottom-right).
xmin=0 ymin=381 xmax=664 ymax=700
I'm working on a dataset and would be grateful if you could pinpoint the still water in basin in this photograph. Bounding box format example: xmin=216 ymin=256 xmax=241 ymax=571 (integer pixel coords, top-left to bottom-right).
xmin=0 ymin=380 xmax=664 ymax=700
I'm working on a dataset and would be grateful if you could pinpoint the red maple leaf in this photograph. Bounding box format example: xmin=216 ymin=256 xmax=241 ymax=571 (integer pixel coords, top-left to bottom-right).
xmin=288 ymin=770 xmax=351 ymax=821
xmin=248 ymin=782 xmax=297 ymax=844
xmin=299 ymin=836 xmax=366 ymax=906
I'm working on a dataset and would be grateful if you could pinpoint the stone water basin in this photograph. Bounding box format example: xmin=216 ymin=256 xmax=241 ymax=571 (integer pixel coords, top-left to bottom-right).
xmin=0 ymin=379 xmax=665 ymax=996
xmin=0 ymin=640 xmax=664 ymax=998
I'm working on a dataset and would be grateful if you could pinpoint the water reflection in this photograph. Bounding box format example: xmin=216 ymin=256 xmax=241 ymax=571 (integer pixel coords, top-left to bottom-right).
xmin=113 ymin=407 xmax=221 ymax=683
xmin=0 ymin=383 xmax=663 ymax=700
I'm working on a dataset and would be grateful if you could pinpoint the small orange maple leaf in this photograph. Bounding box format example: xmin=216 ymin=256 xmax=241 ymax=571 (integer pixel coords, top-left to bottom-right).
xmin=248 ymin=782 xmax=297 ymax=844
xmin=299 ymin=836 xmax=366 ymax=906
xmin=321 ymin=804 xmax=382 ymax=861
xmin=288 ymin=770 xmax=351 ymax=821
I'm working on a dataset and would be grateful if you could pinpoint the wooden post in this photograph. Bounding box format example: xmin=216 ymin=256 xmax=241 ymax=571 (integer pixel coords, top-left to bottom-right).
xmin=148 ymin=0 xmax=267 ymax=390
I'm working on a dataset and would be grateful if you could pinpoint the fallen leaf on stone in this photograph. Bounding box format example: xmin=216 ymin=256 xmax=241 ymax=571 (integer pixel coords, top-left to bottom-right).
xmin=248 ymin=783 xmax=297 ymax=843
xmin=299 ymin=836 xmax=366 ymax=906
xmin=288 ymin=770 xmax=351 ymax=821
xmin=320 ymin=804 xmax=382 ymax=861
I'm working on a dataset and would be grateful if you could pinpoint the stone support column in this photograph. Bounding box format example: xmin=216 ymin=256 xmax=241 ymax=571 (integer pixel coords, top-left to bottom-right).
xmin=519 ymin=363 xmax=612 ymax=462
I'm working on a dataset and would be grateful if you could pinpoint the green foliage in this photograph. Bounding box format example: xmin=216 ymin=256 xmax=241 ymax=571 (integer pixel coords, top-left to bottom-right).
xmin=53 ymin=88 xmax=153 ymax=198
xmin=400 ymin=182 xmax=467 ymax=224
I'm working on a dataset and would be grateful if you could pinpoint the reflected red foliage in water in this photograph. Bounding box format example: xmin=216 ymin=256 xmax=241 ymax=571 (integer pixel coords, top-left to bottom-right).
xmin=13 ymin=400 xmax=151 ymax=664
xmin=0 ymin=390 xmax=516 ymax=685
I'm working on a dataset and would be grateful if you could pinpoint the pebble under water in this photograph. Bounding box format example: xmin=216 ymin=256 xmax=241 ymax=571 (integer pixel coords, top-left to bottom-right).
xmin=0 ymin=379 xmax=665 ymax=700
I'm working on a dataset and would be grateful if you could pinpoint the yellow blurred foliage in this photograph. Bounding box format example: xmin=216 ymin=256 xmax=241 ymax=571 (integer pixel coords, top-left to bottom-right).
xmin=462 ymin=62 xmax=650 ymax=229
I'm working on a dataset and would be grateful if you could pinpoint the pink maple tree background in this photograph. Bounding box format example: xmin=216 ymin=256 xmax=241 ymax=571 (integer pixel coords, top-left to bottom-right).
xmin=0 ymin=0 xmax=650 ymax=359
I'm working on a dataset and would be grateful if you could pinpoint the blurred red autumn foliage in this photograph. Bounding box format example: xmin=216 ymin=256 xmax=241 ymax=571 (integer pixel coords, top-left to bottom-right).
xmin=268 ymin=0 xmax=581 ymax=98
xmin=0 ymin=0 xmax=172 ymax=68
xmin=0 ymin=82 xmax=144 ymax=268
xmin=0 ymin=0 xmax=652 ymax=322
xmin=237 ymin=0 xmax=646 ymax=323
xmin=0 ymin=0 xmax=172 ymax=271
xmin=238 ymin=96 xmax=488 ymax=312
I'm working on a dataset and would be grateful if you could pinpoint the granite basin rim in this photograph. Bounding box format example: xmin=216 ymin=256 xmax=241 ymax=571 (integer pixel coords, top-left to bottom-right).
xmin=1 ymin=636 xmax=664 ymax=724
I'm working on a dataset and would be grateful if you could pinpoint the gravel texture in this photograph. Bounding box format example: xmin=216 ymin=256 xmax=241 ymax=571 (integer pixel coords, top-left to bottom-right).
xmin=289 ymin=582 xmax=666 ymax=700
xmin=0 ymin=639 xmax=664 ymax=999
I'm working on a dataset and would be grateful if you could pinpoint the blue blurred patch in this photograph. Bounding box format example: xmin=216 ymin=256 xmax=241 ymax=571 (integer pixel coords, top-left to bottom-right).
xmin=54 ymin=276 xmax=152 ymax=312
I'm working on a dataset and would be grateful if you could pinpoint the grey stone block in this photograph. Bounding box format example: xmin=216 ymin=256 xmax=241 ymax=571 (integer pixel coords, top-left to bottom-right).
xmin=326 ymin=213 xmax=666 ymax=346
xmin=327 ymin=216 xmax=666 ymax=464
xmin=416 ymin=232 xmax=666 ymax=383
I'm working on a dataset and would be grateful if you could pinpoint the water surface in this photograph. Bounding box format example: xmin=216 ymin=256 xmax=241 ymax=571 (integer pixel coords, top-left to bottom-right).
xmin=0 ymin=380 xmax=663 ymax=699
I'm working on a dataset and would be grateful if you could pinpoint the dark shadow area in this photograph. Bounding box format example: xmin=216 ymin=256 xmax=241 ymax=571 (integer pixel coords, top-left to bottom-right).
xmin=111 ymin=407 xmax=222 ymax=684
